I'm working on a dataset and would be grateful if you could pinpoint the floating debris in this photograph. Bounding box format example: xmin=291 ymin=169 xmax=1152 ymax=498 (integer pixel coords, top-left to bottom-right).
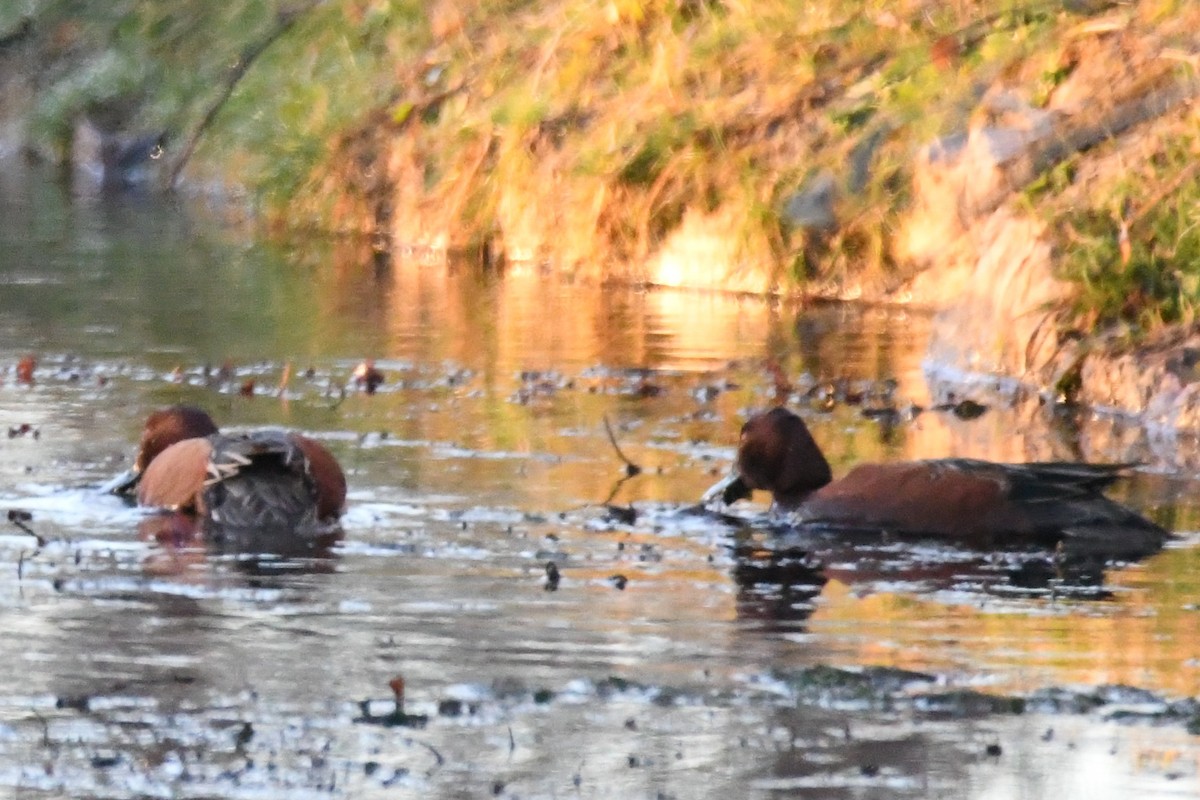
xmin=7 ymin=508 xmax=44 ymax=546
xmin=604 ymin=505 xmax=638 ymax=525
xmin=234 ymin=721 xmax=254 ymax=750
xmin=7 ymin=423 xmax=37 ymax=439
xmin=544 ymin=561 xmax=561 ymax=591
xmin=354 ymin=675 xmax=428 ymax=728
xmin=352 ymin=359 xmax=385 ymax=394
xmin=16 ymin=354 xmax=37 ymax=384
xmin=932 ymin=396 xmax=989 ymax=420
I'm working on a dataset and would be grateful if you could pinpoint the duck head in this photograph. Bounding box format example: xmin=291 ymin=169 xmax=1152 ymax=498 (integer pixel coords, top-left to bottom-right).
xmin=134 ymin=405 xmax=220 ymax=471
xmin=103 ymin=405 xmax=218 ymax=495
xmin=703 ymin=407 xmax=832 ymax=508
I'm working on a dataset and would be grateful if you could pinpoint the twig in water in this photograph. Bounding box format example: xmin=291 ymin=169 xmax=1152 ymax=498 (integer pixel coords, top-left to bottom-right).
xmin=278 ymin=361 xmax=292 ymax=397
xmin=8 ymin=509 xmax=44 ymax=547
xmin=328 ymin=384 xmax=347 ymax=411
xmin=405 ymin=737 xmax=445 ymax=776
xmin=601 ymin=475 xmax=634 ymax=507
xmin=602 ymin=415 xmax=642 ymax=477
xmin=508 ymin=725 xmax=516 ymax=755
xmin=32 ymin=711 xmax=51 ymax=747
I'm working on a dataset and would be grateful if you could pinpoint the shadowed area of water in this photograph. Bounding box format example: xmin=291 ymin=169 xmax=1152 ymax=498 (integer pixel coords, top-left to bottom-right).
xmin=3 ymin=158 xmax=1200 ymax=798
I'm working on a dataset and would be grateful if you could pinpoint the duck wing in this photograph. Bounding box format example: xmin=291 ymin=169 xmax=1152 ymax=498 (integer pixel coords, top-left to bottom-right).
xmin=137 ymin=437 xmax=213 ymax=511
xmin=202 ymin=431 xmax=329 ymax=535
xmin=988 ymin=460 xmax=1136 ymax=501
xmin=970 ymin=460 xmax=1168 ymax=558
xmin=793 ymin=459 xmax=1166 ymax=559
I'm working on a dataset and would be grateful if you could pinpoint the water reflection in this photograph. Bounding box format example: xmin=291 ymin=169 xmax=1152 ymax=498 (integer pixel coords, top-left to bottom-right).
xmin=136 ymin=513 xmax=339 ymax=576
xmin=3 ymin=159 xmax=1200 ymax=798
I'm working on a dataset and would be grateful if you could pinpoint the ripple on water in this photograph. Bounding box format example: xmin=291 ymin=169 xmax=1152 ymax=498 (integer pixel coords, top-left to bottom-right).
xmin=5 ymin=169 xmax=1200 ymax=797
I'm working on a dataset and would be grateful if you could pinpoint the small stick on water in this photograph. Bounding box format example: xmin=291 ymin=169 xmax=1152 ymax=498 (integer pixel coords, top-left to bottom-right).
xmin=32 ymin=711 xmax=50 ymax=746
xmin=278 ymin=361 xmax=292 ymax=397
xmin=407 ymin=738 xmax=445 ymax=775
xmin=328 ymin=384 xmax=347 ymax=411
xmin=8 ymin=509 xmax=44 ymax=547
xmin=602 ymin=415 xmax=642 ymax=477
xmin=508 ymin=725 xmax=516 ymax=754
xmin=601 ymin=476 xmax=633 ymax=506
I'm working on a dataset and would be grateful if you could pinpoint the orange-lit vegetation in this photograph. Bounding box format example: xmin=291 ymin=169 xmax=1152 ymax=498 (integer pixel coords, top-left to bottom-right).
xmin=8 ymin=1 xmax=1200 ymax=329
xmin=288 ymin=0 xmax=1063 ymax=291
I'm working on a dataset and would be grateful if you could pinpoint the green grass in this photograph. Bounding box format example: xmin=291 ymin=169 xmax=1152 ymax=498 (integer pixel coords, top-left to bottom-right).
xmin=1054 ymin=131 xmax=1200 ymax=339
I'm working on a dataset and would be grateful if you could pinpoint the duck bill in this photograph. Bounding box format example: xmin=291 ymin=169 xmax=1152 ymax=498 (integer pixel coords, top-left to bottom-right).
xmin=100 ymin=467 xmax=141 ymax=496
xmin=701 ymin=469 xmax=752 ymax=508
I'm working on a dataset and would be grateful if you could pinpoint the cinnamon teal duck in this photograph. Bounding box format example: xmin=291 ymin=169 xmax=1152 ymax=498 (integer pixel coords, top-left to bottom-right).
xmin=107 ymin=405 xmax=346 ymax=540
xmin=703 ymin=407 xmax=1168 ymax=560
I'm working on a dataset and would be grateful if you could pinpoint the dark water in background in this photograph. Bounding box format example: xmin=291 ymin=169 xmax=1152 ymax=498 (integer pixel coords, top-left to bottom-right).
xmin=3 ymin=159 xmax=1200 ymax=798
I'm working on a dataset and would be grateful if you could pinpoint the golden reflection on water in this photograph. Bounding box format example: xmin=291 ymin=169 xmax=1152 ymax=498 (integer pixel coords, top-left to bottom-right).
xmin=288 ymin=246 xmax=1200 ymax=703
xmin=12 ymin=216 xmax=1200 ymax=706
xmin=380 ymin=254 xmax=803 ymax=374
xmin=808 ymin=541 xmax=1200 ymax=697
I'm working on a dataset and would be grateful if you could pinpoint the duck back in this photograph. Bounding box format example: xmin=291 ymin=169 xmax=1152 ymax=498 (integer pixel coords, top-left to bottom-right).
xmin=203 ymin=431 xmax=331 ymax=537
xmin=793 ymin=459 xmax=1167 ymax=559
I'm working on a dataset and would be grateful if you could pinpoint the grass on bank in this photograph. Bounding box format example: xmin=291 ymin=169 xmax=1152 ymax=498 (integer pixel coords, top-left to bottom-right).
xmin=284 ymin=0 xmax=1072 ymax=279
xmin=1047 ymin=120 xmax=1200 ymax=344
xmin=10 ymin=0 xmax=1200 ymax=342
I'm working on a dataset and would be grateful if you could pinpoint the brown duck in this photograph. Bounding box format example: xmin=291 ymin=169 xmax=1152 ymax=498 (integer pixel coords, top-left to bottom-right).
xmin=704 ymin=407 xmax=1168 ymax=560
xmin=107 ymin=405 xmax=346 ymax=537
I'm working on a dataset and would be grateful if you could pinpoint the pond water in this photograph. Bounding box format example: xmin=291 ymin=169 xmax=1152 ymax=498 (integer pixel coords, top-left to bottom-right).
xmin=3 ymin=158 xmax=1200 ymax=799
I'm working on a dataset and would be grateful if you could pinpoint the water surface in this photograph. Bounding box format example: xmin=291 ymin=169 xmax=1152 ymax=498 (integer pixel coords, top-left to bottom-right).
xmin=3 ymin=159 xmax=1200 ymax=798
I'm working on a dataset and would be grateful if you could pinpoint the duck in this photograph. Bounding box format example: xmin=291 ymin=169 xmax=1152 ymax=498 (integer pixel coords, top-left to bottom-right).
xmin=106 ymin=405 xmax=346 ymax=540
xmin=703 ymin=407 xmax=1168 ymax=561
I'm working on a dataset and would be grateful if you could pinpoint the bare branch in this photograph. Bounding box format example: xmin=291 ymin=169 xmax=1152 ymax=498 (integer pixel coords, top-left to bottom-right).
xmin=602 ymin=415 xmax=642 ymax=478
xmin=169 ymin=1 xmax=324 ymax=187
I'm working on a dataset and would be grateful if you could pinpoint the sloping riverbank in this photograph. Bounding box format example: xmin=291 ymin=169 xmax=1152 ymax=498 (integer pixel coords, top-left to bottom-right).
xmin=3 ymin=2 xmax=1200 ymax=425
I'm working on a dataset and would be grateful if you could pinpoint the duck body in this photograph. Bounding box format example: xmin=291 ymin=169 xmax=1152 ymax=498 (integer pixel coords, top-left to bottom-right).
xmin=110 ymin=406 xmax=346 ymax=545
xmin=707 ymin=407 xmax=1168 ymax=560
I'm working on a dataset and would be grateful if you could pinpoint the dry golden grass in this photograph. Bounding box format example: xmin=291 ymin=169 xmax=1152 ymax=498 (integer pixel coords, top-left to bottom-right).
xmin=169 ymin=0 xmax=1200 ymax=316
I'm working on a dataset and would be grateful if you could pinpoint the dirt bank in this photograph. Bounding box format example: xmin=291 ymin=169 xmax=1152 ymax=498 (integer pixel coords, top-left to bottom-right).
xmin=898 ymin=13 xmax=1200 ymax=426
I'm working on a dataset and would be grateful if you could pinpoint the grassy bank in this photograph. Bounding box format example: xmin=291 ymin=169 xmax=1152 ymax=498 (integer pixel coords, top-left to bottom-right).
xmin=5 ymin=1 xmax=1200 ymax=336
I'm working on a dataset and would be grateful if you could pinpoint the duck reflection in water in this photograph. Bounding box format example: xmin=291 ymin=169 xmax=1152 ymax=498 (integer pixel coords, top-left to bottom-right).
xmin=707 ymin=407 xmax=1171 ymax=617
xmin=106 ymin=405 xmax=346 ymax=568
